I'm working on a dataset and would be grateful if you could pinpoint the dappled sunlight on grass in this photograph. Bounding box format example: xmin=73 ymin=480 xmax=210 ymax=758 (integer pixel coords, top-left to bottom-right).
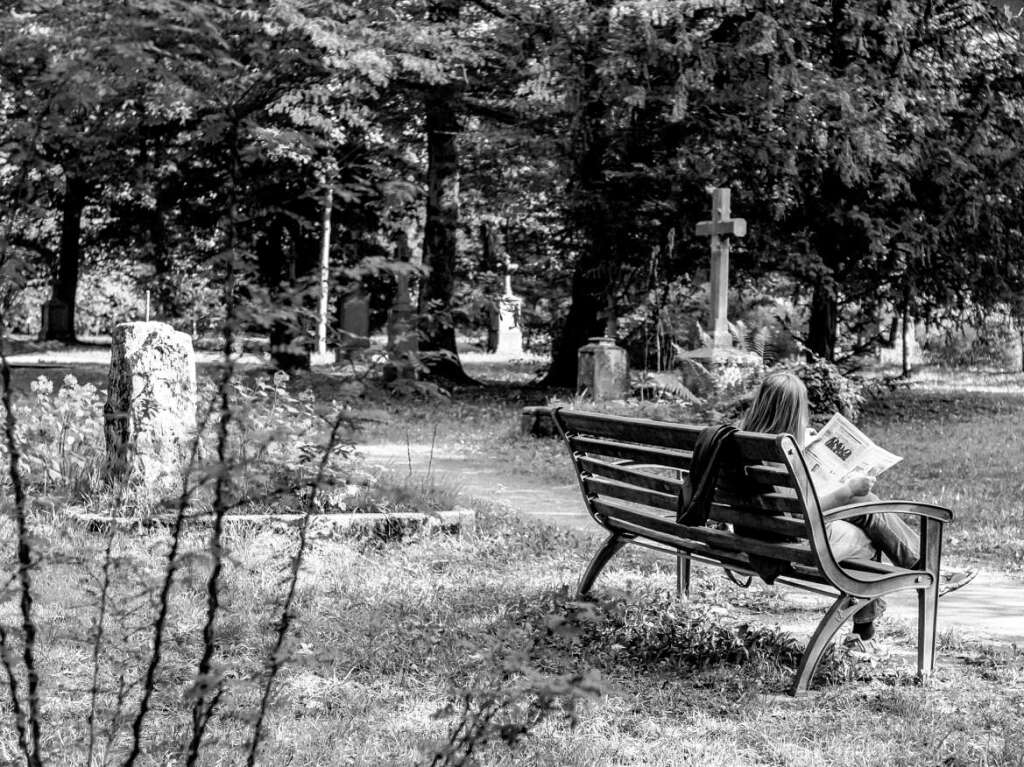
xmin=2 ymin=493 xmax=1023 ymax=764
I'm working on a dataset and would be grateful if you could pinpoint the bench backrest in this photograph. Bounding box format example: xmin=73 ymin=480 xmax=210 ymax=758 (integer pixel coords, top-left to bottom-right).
xmin=552 ymin=409 xmax=855 ymax=589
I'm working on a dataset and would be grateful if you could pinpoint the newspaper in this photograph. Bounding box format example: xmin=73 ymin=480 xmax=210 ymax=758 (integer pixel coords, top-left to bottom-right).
xmin=803 ymin=413 xmax=902 ymax=496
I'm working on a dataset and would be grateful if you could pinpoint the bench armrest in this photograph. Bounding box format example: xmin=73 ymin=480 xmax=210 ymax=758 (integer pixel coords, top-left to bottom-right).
xmin=823 ymin=500 xmax=953 ymax=524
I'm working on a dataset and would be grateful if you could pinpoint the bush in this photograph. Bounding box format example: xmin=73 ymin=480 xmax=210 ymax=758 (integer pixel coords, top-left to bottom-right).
xmin=922 ymin=317 xmax=1022 ymax=370
xmin=5 ymin=270 xmax=144 ymax=336
xmin=774 ymin=358 xmax=866 ymax=421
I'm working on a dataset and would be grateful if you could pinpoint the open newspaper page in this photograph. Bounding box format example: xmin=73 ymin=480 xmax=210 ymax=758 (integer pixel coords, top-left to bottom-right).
xmin=803 ymin=413 xmax=902 ymax=497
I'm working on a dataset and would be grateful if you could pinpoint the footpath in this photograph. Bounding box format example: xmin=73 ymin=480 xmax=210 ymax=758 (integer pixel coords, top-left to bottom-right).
xmin=360 ymin=442 xmax=1024 ymax=648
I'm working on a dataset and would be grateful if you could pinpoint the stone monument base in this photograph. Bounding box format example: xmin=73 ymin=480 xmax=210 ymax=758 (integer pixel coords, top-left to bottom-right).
xmin=676 ymin=346 xmax=762 ymax=397
xmin=577 ymin=337 xmax=630 ymax=401
xmin=310 ymin=350 xmax=338 ymax=367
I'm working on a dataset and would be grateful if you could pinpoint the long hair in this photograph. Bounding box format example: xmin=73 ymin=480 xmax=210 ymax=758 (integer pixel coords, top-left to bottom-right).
xmin=742 ymin=372 xmax=809 ymax=440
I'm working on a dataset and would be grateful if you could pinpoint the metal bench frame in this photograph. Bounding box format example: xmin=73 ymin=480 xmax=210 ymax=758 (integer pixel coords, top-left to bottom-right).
xmin=552 ymin=408 xmax=951 ymax=696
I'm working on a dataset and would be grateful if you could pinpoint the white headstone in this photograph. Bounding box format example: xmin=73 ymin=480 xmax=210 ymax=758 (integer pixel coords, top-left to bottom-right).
xmin=493 ymin=254 xmax=523 ymax=356
xmin=104 ymin=322 xmax=197 ymax=486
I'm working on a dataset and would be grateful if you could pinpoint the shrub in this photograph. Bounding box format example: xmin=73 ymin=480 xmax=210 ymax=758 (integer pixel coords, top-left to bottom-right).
xmin=773 ymin=357 xmax=866 ymax=421
xmin=922 ymin=317 xmax=1021 ymax=370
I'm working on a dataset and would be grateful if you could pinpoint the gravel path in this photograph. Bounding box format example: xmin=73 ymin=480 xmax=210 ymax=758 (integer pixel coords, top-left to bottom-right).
xmin=360 ymin=442 xmax=1024 ymax=647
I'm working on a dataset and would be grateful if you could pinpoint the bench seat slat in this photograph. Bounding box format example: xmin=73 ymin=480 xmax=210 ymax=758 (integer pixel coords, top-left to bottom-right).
xmin=582 ymin=477 xmax=677 ymax=512
xmin=580 ymin=480 xmax=809 ymax=540
xmin=708 ymin=506 xmax=808 ymax=539
xmin=557 ymin=411 xmax=703 ymax=449
xmin=591 ymin=499 xmax=821 ymax=569
xmin=569 ymin=436 xmax=692 ymax=469
xmin=745 ymin=464 xmax=794 ymax=487
xmin=577 ymin=456 xmax=685 ymax=495
xmin=730 ymin=431 xmax=792 ymax=462
xmin=714 ymin=490 xmax=806 ymax=515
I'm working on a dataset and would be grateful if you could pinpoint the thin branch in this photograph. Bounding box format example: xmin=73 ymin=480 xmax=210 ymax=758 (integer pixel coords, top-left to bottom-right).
xmin=1 ymin=332 xmax=44 ymax=767
xmin=121 ymin=384 xmax=221 ymax=767
xmin=244 ymin=411 xmax=352 ymax=766
xmin=185 ymin=117 xmax=242 ymax=766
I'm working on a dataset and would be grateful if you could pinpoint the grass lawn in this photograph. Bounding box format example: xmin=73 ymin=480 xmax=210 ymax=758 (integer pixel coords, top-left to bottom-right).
xmin=0 ymin=354 xmax=1022 ymax=764
xmin=4 ymin=508 xmax=1022 ymax=765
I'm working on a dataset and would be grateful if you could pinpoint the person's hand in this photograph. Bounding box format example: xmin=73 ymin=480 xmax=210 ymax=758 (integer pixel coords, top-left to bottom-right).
xmin=845 ymin=474 xmax=875 ymax=499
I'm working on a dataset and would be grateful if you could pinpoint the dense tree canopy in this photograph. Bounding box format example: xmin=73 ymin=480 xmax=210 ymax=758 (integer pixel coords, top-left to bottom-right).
xmin=1 ymin=0 xmax=1022 ymax=379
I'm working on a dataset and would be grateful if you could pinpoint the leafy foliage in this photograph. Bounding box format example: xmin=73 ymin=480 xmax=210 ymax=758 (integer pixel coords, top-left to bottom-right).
xmin=775 ymin=357 xmax=867 ymax=421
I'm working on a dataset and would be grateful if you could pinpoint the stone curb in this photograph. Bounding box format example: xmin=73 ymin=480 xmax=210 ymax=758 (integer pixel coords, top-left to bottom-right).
xmin=69 ymin=508 xmax=477 ymax=536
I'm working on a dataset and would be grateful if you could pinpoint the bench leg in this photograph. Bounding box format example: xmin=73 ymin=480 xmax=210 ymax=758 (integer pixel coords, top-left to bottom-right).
xmin=917 ymin=518 xmax=943 ymax=681
xmin=790 ymin=594 xmax=864 ymax=696
xmin=577 ymin=533 xmax=627 ymax=597
xmin=676 ymin=554 xmax=691 ymax=599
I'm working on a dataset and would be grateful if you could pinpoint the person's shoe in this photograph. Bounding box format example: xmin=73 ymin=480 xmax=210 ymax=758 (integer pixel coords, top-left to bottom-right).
xmin=938 ymin=568 xmax=978 ymax=597
xmin=842 ymin=633 xmax=886 ymax=661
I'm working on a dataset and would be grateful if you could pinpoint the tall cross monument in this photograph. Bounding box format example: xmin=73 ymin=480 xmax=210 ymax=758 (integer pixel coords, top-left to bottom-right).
xmin=695 ymin=187 xmax=746 ymax=351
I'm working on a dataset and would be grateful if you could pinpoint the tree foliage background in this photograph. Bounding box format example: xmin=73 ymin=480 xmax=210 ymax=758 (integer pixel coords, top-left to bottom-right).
xmin=2 ymin=0 xmax=1023 ymax=380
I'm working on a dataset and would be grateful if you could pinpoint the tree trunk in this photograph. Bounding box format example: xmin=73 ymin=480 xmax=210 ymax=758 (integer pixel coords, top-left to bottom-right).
xmin=258 ymin=215 xmax=313 ymax=372
xmin=418 ymin=27 xmax=475 ymax=385
xmin=149 ymin=205 xmax=176 ymax=321
xmin=806 ymin=281 xmax=837 ymax=361
xmin=900 ymin=284 xmax=912 ymax=379
xmin=542 ymin=0 xmax=613 ymax=388
xmin=543 ymin=258 xmax=606 ymax=387
xmin=44 ymin=173 xmax=87 ymax=342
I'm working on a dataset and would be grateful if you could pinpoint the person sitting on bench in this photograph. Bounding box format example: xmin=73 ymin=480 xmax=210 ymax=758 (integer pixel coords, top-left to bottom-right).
xmin=741 ymin=372 xmax=977 ymax=648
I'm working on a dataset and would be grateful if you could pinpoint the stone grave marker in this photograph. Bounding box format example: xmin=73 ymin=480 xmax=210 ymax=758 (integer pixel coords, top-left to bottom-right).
xmin=40 ymin=298 xmax=71 ymax=341
xmin=387 ymin=231 xmax=419 ymax=376
xmin=576 ymin=295 xmax=630 ymax=400
xmin=104 ymin=321 xmax=197 ymax=486
xmin=694 ymin=186 xmax=746 ymax=353
xmin=493 ymin=253 xmax=524 ymax=356
xmin=676 ymin=187 xmax=759 ymax=393
xmin=338 ymin=284 xmax=371 ymax=352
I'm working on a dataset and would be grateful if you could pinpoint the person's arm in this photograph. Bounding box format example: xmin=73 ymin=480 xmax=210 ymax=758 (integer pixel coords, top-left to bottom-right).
xmin=818 ymin=474 xmax=875 ymax=512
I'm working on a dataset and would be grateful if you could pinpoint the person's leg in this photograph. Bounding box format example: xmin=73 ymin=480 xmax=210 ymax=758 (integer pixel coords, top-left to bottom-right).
xmin=848 ymin=511 xmax=920 ymax=569
xmin=826 ymin=520 xmax=884 ymax=637
xmin=842 ymin=504 xmax=978 ymax=595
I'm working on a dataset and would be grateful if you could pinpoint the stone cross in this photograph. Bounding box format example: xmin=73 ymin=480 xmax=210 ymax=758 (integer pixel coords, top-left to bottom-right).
xmin=387 ymin=230 xmax=418 ymax=367
xmin=393 ymin=231 xmax=413 ymax=313
xmin=695 ymin=187 xmax=746 ymax=349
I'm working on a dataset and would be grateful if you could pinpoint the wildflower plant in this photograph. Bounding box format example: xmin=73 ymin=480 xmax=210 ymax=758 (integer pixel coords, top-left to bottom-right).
xmin=8 ymin=375 xmax=105 ymax=493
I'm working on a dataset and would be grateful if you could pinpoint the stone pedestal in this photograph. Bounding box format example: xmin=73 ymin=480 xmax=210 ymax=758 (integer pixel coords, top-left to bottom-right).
xmin=309 ymin=351 xmax=337 ymax=367
xmin=104 ymin=322 xmax=197 ymax=486
xmin=39 ymin=299 xmax=71 ymax=341
xmin=577 ymin=337 xmax=630 ymax=400
xmin=495 ymin=295 xmax=524 ymax=356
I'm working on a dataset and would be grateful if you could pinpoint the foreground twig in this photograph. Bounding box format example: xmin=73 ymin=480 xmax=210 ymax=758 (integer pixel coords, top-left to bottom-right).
xmin=122 ymin=391 xmax=220 ymax=767
xmin=244 ymin=411 xmax=352 ymax=766
xmin=0 ymin=333 xmax=45 ymax=767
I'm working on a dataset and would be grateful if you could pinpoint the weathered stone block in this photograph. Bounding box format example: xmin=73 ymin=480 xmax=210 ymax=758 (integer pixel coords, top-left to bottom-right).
xmin=104 ymin=322 xmax=197 ymax=486
xmin=577 ymin=337 xmax=630 ymax=400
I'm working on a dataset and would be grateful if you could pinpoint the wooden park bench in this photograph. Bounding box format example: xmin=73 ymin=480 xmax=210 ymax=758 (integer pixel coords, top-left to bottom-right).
xmin=551 ymin=408 xmax=952 ymax=696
